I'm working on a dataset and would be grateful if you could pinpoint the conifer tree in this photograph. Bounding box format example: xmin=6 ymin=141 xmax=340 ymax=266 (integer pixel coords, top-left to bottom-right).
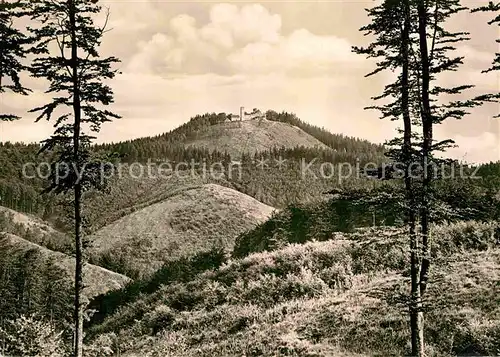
xmin=353 ymin=1 xmax=425 ymax=353
xmin=42 ymin=257 xmax=73 ymax=329
xmin=0 ymin=0 xmax=30 ymax=121
xmin=472 ymin=1 xmax=499 ymax=117
xmin=27 ymin=1 xmax=120 ymax=355
xmin=355 ymin=0 xmax=476 ymax=355
xmin=414 ymin=0 xmax=476 ymax=323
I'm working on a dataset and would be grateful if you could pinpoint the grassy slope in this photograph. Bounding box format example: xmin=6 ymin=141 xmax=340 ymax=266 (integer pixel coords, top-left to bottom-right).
xmin=86 ymin=222 xmax=499 ymax=357
xmin=184 ymin=119 xmax=330 ymax=158
xmin=88 ymin=184 xmax=275 ymax=275
xmin=233 ymin=178 xmax=500 ymax=258
xmin=82 ymin=167 xmax=217 ymax=231
xmin=0 ymin=205 xmax=71 ymax=253
xmin=0 ymin=113 xmax=386 ymax=227
xmin=0 ymin=233 xmax=130 ymax=299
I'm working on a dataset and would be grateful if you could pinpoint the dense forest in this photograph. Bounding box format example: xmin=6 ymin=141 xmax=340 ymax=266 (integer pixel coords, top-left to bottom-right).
xmin=1 ymin=114 xmax=499 ymax=231
xmin=0 ymin=110 xmax=388 ymax=224
xmin=95 ymin=110 xmax=385 ymax=162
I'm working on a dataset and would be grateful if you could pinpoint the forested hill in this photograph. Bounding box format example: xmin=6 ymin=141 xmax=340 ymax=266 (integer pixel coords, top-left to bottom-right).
xmin=94 ymin=110 xmax=386 ymax=162
xmin=1 ymin=111 xmax=499 ymax=223
xmin=0 ymin=110 xmax=385 ymax=228
xmin=0 ymin=143 xmax=53 ymax=215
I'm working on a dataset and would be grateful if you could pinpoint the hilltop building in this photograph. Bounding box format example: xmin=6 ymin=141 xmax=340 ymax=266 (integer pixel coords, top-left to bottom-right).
xmin=227 ymin=113 xmax=241 ymax=121
xmin=231 ymin=107 xmax=265 ymax=121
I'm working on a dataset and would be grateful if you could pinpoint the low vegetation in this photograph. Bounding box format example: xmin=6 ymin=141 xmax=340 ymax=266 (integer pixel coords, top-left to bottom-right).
xmin=234 ymin=178 xmax=500 ymax=258
xmin=0 ymin=233 xmax=130 ymax=321
xmin=0 ymin=206 xmax=71 ymax=253
xmin=183 ymin=119 xmax=329 ymax=159
xmin=85 ymin=221 xmax=500 ymax=357
xmin=0 ymin=315 xmax=68 ymax=357
xmin=0 ymin=110 xmax=388 ymax=227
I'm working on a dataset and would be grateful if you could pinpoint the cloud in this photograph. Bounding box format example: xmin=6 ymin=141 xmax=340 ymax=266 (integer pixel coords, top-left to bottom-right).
xmin=227 ymin=29 xmax=362 ymax=75
xmin=457 ymin=45 xmax=497 ymax=68
xmin=0 ymin=117 xmax=53 ymax=144
xmin=452 ymin=132 xmax=499 ymax=164
xmin=434 ymin=126 xmax=500 ymax=164
xmin=201 ymin=3 xmax=281 ymax=46
xmin=100 ymin=0 xmax=164 ymax=33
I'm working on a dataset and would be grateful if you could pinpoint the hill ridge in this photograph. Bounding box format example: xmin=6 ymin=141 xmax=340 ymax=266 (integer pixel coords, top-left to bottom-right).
xmin=89 ymin=183 xmax=276 ymax=277
xmin=183 ymin=119 xmax=330 ymax=158
xmin=95 ymin=110 xmax=385 ymax=163
xmin=0 ymin=233 xmax=130 ymax=299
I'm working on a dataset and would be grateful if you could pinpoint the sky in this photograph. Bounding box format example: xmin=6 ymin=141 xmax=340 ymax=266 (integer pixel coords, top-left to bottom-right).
xmin=1 ymin=0 xmax=499 ymax=164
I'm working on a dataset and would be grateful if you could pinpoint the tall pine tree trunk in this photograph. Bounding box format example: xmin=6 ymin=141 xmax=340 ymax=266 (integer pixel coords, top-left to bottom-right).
xmin=69 ymin=0 xmax=84 ymax=355
xmin=401 ymin=1 xmax=424 ymax=355
xmin=73 ymin=184 xmax=83 ymax=357
xmin=416 ymin=0 xmax=433 ymax=355
xmin=0 ymin=0 xmax=4 ymax=93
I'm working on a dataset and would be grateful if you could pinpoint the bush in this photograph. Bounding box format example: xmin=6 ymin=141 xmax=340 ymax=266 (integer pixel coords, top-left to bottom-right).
xmin=143 ymin=305 xmax=176 ymax=335
xmin=0 ymin=315 xmax=67 ymax=357
xmin=433 ymin=221 xmax=498 ymax=258
xmin=87 ymin=246 xmax=228 ymax=328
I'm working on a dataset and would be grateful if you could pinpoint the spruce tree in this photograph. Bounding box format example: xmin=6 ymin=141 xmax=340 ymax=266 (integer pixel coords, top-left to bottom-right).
xmin=355 ymin=0 xmax=476 ymax=355
xmin=472 ymin=1 xmax=499 ymax=117
xmin=42 ymin=257 xmax=73 ymax=331
xmin=0 ymin=0 xmax=30 ymax=121
xmin=414 ymin=0 xmax=476 ymax=317
xmin=27 ymin=1 xmax=120 ymax=355
xmin=353 ymin=1 xmax=425 ymax=354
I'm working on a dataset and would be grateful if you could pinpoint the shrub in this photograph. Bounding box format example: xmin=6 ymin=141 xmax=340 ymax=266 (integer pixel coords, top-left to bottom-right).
xmin=83 ymin=333 xmax=116 ymax=357
xmin=88 ymin=246 xmax=228 ymax=327
xmin=433 ymin=221 xmax=498 ymax=258
xmin=0 ymin=315 xmax=66 ymax=357
xmin=143 ymin=305 xmax=176 ymax=335
xmin=232 ymin=199 xmax=382 ymax=258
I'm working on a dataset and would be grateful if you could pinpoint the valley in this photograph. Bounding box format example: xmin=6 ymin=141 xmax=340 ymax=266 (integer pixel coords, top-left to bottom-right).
xmin=0 ymin=110 xmax=499 ymax=356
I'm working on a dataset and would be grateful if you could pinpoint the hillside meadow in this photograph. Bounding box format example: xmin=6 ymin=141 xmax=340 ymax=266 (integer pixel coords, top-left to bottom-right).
xmin=85 ymin=221 xmax=500 ymax=357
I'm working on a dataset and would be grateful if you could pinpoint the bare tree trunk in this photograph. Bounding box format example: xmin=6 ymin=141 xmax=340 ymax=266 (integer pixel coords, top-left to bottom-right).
xmin=401 ymin=1 xmax=425 ymax=355
xmin=73 ymin=184 xmax=83 ymax=357
xmin=0 ymin=0 xmax=5 ymax=91
xmin=416 ymin=0 xmax=434 ymax=355
xmin=69 ymin=0 xmax=84 ymax=356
